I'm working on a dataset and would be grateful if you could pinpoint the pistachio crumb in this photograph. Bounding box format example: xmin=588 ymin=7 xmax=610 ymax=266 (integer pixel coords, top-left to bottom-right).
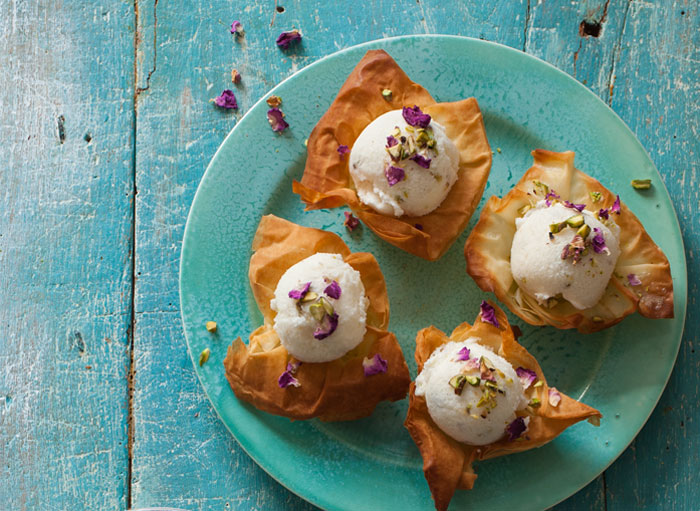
xmin=381 ymin=88 xmax=393 ymax=101
xmin=205 ymin=321 xmax=218 ymax=333
xmin=199 ymin=348 xmax=211 ymax=366
xmin=631 ymin=179 xmax=652 ymax=190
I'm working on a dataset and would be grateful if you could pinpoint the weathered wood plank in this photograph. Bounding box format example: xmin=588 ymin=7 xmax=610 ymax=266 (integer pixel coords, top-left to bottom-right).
xmin=602 ymin=2 xmax=699 ymax=509
xmin=0 ymin=1 xmax=134 ymax=510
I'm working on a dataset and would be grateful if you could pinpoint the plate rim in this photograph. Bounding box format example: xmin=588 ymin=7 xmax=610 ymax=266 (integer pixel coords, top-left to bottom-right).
xmin=179 ymin=34 xmax=687 ymax=511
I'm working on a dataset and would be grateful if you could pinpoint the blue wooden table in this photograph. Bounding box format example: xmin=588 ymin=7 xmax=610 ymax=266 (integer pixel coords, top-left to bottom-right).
xmin=1 ymin=1 xmax=697 ymax=510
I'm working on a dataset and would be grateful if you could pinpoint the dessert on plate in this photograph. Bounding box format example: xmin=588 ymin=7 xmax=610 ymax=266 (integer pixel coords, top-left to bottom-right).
xmin=293 ymin=49 xmax=492 ymax=261
xmin=465 ymin=149 xmax=673 ymax=333
xmin=223 ymin=215 xmax=411 ymax=421
xmin=404 ymin=301 xmax=602 ymax=511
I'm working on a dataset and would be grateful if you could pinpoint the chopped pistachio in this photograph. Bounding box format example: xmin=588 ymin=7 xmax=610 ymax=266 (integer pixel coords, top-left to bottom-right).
xmin=309 ymin=303 xmax=326 ymax=321
xmin=427 ymin=139 xmax=437 ymax=150
xmin=529 ymin=398 xmax=541 ymax=408
xmin=319 ymin=296 xmax=334 ymax=315
xmin=533 ymin=180 xmax=550 ymax=195
xmin=407 ymin=135 xmax=416 ymax=154
xmin=449 ymin=375 xmax=467 ymax=395
xmin=405 ymin=125 xmax=415 ymax=133
xmin=496 ymin=147 xmax=502 ymax=153
xmin=484 ymin=380 xmax=498 ymax=391
xmin=205 ymin=321 xmax=217 ymax=333
xmin=391 ymin=126 xmax=401 ymax=137
xmin=477 ymin=392 xmax=490 ymax=408
xmin=518 ymin=204 xmax=532 ymax=216
xmin=549 ymin=222 xmax=566 ymax=234
xmin=381 ymin=88 xmax=393 ymax=100
xmin=592 ymin=316 xmax=604 ymax=323
xmin=533 ymin=380 xmax=544 ymax=388
xmin=589 ymin=191 xmax=602 ymax=202
xmin=631 ymin=179 xmax=652 ymax=190
xmin=303 ymin=138 xmax=308 ymax=147
xmin=300 ymin=291 xmax=318 ymax=303
xmin=566 ymin=214 xmax=585 ymax=227
xmin=466 ymin=375 xmax=480 ymax=386
xmin=199 ymin=348 xmax=211 ymax=366
xmin=386 ymin=144 xmax=402 ymax=161
xmin=576 ymin=224 xmax=591 ymax=239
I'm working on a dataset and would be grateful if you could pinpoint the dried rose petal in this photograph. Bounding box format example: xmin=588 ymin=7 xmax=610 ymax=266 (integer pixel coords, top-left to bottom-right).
xmin=456 ymin=347 xmax=471 ymax=361
xmin=324 ymin=280 xmax=342 ymax=299
xmin=278 ymin=362 xmax=301 ymax=388
xmin=386 ymin=135 xmax=398 ymax=148
xmin=401 ymin=105 xmax=431 ymax=128
xmin=563 ymin=200 xmax=585 ymax=212
xmin=611 ymin=195 xmax=621 ymax=214
xmin=288 ymin=282 xmax=311 ymax=300
xmin=276 ymin=29 xmax=302 ymax=49
xmin=544 ymin=190 xmax=560 ymax=206
xmin=409 ymin=153 xmax=431 ymax=169
xmin=231 ymin=69 xmax=242 ymax=84
xmin=362 ymin=353 xmax=388 ymax=376
xmin=465 ymin=358 xmax=480 ymax=371
xmin=343 ymin=211 xmax=359 ymax=231
xmin=267 ymin=107 xmax=289 ymax=133
xmin=627 ymin=273 xmax=642 ymax=286
xmin=506 ymin=416 xmax=528 ymax=441
xmin=214 ymin=89 xmax=238 ymax=110
xmin=230 ymin=20 xmax=244 ymax=36
xmin=337 ymin=144 xmax=350 ymax=156
xmin=313 ymin=312 xmax=338 ymax=340
xmin=548 ymin=387 xmax=562 ymax=407
xmin=515 ymin=367 xmax=537 ymax=389
xmin=385 ymin=165 xmax=405 ymax=186
xmin=479 ymin=300 xmax=500 ymax=328
xmin=598 ymin=208 xmax=610 ymax=220
xmin=592 ymin=228 xmax=610 ymax=255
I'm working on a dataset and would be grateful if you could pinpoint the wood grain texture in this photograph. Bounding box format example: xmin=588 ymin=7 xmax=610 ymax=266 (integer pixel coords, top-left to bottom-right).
xmin=1 ymin=0 xmax=697 ymax=509
xmin=0 ymin=1 xmax=134 ymax=510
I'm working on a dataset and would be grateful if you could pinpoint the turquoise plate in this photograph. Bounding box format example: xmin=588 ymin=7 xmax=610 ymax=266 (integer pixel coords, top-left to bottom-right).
xmin=180 ymin=36 xmax=686 ymax=511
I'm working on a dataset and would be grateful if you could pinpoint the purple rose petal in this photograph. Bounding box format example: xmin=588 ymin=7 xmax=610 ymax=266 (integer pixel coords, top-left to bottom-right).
xmin=591 ymin=227 xmax=610 ymax=255
xmin=313 ymin=313 xmax=338 ymax=340
xmin=611 ymin=195 xmax=621 ymax=214
xmin=343 ymin=211 xmax=359 ymax=231
xmin=230 ymin=20 xmax=244 ymax=36
xmin=563 ymin=200 xmax=586 ymax=212
xmin=402 ymin=105 xmax=431 ymax=128
xmin=288 ymin=282 xmax=311 ymax=300
xmin=479 ymin=300 xmax=500 ymax=328
xmin=214 ymin=89 xmax=238 ymax=109
xmin=627 ymin=273 xmax=642 ymax=286
xmin=516 ymin=367 xmax=537 ymax=389
xmin=544 ymin=190 xmax=560 ymax=206
xmin=278 ymin=361 xmax=301 ymax=388
xmin=456 ymin=347 xmax=471 ymax=361
xmin=276 ymin=29 xmax=302 ymax=49
xmin=386 ymin=135 xmax=398 ymax=148
xmin=362 ymin=353 xmax=388 ymax=376
xmin=324 ymin=280 xmax=342 ymax=299
xmin=548 ymin=387 xmax=562 ymax=407
xmin=409 ymin=153 xmax=431 ymax=169
xmin=465 ymin=358 xmax=481 ymax=371
xmin=598 ymin=208 xmax=610 ymax=220
xmin=267 ymin=107 xmax=289 ymax=133
xmin=506 ymin=416 xmax=528 ymax=441
xmin=337 ymin=144 xmax=350 ymax=156
xmin=385 ymin=165 xmax=405 ymax=186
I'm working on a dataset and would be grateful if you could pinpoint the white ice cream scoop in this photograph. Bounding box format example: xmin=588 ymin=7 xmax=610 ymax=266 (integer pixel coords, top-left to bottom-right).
xmin=270 ymin=253 xmax=369 ymax=363
xmin=510 ymin=201 xmax=620 ymax=310
xmin=348 ymin=109 xmax=460 ymax=217
xmin=415 ymin=340 xmax=527 ymax=445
